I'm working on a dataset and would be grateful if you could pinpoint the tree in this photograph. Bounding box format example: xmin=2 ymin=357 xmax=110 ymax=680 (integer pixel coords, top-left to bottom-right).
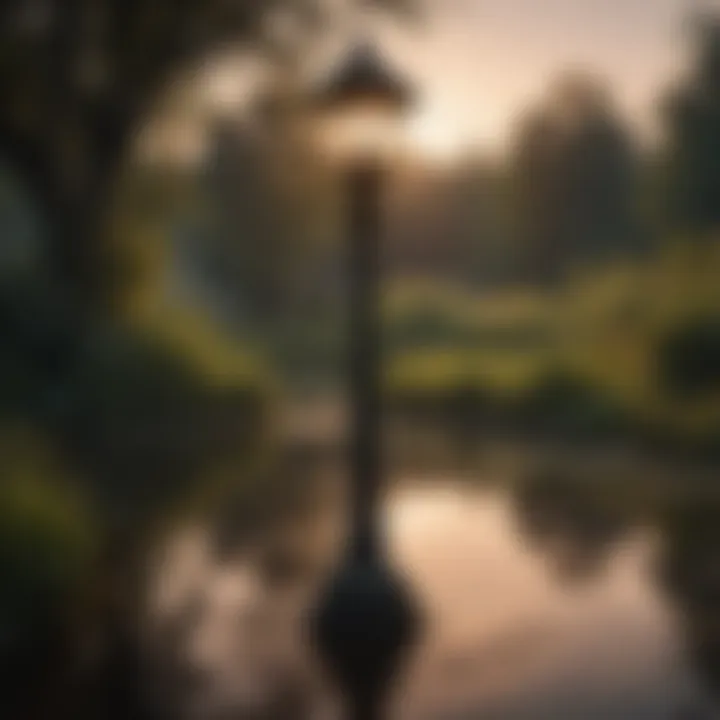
xmin=664 ymin=13 xmax=720 ymax=236
xmin=0 ymin=3 xmax=416 ymax=713
xmin=0 ymin=0 xmax=406 ymax=308
xmin=512 ymin=110 xmax=563 ymax=282
xmin=510 ymin=74 xmax=639 ymax=282
xmin=197 ymin=115 xmax=335 ymax=325
xmin=0 ymin=4 xmax=424 ymax=712
xmin=387 ymin=158 xmax=511 ymax=286
xmin=659 ymin=316 xmax=720 ymax=399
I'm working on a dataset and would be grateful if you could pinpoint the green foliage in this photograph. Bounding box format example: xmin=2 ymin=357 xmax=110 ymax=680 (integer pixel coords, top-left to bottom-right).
xmin=0 ymin=428 xmax=97 ymax=666
xmin=664 ymin=17 xmax=720 ymax=234
xmin=0 ymin=260 xmax=274 ymax=537
xmin=0 ymin=0 xmax=405 ymax=303
xmin=510 ymin=74 xmax=639 ymax=281
xmin=659 ymin=316 xmax=720 ymax=399
xmin=196 ymin=116 xmax=338 ymax=326
xmin=384 ymin=280 xmax=558 ymax=404
xmin=384 ymin=237 xmax=720 ymax=445
xmin=0 ymin=429 xmax=96 ymax=580
xmin=516 ymin=370 xmax=626 ymax=437
xmin=67 ymin=316 xmax=272 ymax=532
xmin=384 ymin=283 xmax=556 ymax=354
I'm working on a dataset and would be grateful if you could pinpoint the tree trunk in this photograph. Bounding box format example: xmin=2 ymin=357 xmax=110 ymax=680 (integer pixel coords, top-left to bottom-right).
xmin=83 ymin=533 xmax=154 ymax=720
xmin=0 ymin=102 xmax=130 ymax=311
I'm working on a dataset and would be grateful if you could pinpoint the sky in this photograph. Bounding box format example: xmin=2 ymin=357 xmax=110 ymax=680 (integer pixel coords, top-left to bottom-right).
xmin=373 ymin=0 xmax=706 ymax=158
xmin=164 ymin=0 xmax=716 ymax=167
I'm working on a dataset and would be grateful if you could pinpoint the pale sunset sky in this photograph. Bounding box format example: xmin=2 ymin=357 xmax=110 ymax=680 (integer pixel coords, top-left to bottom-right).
xmin=169 ymin=0 xmax=718 ymax=166
xmin=373 ymin=0 xmax=713 ymax=158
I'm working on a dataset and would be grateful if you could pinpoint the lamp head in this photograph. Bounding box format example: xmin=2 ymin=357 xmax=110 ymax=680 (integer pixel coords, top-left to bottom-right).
xmin=311 ymin=42 xmax=414 ymax=163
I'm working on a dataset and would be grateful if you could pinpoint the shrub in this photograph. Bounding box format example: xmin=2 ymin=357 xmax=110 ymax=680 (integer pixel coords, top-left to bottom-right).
xmin=517 ymin=370 xmax=626 ymax=437
xmin=659 ymin=316 xmax=720 ymax=398
xmin=0 ymin=429 xmax=97 ymax=711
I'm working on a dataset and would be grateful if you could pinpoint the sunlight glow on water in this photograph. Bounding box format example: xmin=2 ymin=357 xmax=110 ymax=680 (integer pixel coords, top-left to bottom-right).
xmin=150 ymin=480 xmax=710 ymax=719
xmin=386 ymin=484 xmax=693 ymax=718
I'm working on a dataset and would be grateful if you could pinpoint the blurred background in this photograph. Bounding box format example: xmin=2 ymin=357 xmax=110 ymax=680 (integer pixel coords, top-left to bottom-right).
xmin=4 ymin=0 xmax=720 ymax=718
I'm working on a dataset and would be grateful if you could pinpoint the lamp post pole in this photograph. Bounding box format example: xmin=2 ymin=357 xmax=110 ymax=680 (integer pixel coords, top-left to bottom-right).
xmin=311 ymin=157 xmax=419 ymax=720
xmin=347 ymin=159 xmax=383 ymax=563
xmin=308 ymin=41 xmax=421 ymax=720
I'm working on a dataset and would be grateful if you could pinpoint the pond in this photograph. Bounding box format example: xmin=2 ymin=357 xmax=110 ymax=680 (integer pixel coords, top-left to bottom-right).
xmin=148 ymin=444 xmax=720 ymax=720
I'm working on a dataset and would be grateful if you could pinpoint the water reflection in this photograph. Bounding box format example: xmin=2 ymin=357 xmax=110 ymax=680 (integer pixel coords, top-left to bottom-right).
xmin=146 ymin=450 xmax=720 ymax=719
xmin=656 ymin=495 xmax=720 ymax=708
xmin=511 ymin=468 xmax=634 ymax=584
xmin=509 ymin=464 xmax=720 ymax=719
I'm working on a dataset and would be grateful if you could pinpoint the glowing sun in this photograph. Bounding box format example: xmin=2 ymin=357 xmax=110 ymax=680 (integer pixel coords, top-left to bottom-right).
xmin=407 ymin=108 xmax=465 ymax=164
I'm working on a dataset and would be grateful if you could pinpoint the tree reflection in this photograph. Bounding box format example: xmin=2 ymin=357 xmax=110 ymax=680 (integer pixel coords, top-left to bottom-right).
xmin=656 ymin=496 xmax=720 ymax=702
xmin=511 ymin=466 xmax=720 ymax=708
xmin=511 ymin=467 xmax=630 ymax=583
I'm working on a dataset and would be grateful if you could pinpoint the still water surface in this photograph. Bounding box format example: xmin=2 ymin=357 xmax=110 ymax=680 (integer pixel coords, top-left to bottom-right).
xmin=151 ymin=468 xmax=719 ymax=720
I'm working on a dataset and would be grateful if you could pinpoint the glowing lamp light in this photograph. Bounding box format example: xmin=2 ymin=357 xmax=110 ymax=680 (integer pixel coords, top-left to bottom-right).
xmin=311 ymin=42 xmax=415 ymax=163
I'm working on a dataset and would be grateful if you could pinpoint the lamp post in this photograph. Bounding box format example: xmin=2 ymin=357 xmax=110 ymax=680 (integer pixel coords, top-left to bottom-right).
xmin=308 ymin=43 xmax=422 ymax=720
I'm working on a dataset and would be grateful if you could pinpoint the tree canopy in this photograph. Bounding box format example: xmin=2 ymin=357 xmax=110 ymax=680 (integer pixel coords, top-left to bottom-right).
xmin=0 ymin=0 xmax=409 ymax=303
xmin=510 ymin=73 xmax=638 ymax=282
xmin=664 ymin=15 xmax=720 ymax=236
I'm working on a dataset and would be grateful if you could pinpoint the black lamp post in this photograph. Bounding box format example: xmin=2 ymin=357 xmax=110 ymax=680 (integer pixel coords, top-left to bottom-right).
xmin=308 ymin=43 xmax=422 ymax=720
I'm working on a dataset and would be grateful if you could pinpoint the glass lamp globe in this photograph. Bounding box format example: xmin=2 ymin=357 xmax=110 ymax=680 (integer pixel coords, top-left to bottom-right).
xmin=311 ymin=42 xmax=414 ymax=164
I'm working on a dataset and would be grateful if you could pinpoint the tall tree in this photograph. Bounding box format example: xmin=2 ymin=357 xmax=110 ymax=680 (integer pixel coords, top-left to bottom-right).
xmin=386 ymin=158 xmax=511 ymax=286
xmin=510 ymin=74 xmax=638 ymax=282
xmin=664 ymin=13 xmax=720 ymax=236
xmin=196 ymin=114 xmax=334 ymax=325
